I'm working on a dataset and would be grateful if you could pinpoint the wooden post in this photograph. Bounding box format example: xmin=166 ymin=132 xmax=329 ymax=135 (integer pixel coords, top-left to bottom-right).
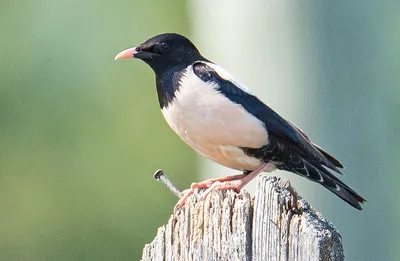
xmin=141 ymin=176 xmax=344 ymax=261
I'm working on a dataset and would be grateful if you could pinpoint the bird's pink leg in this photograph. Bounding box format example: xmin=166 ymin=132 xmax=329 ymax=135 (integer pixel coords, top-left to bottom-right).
xmin=175 ymin=162 xmax=273 ymax=208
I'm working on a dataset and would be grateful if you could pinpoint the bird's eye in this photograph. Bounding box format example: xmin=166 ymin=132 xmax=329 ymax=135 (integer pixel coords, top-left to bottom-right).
xmin=159 ymin=43 xmax=170 ymax=53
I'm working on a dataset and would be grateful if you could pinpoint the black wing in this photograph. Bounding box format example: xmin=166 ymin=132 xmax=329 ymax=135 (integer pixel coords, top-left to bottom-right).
xmin=192 ymin=61 xmax=365 ymax=209
xmin=193 ymin=62 xmax=365 ymax=209
xmin=192 ymin=61 xmax=340 ymax=172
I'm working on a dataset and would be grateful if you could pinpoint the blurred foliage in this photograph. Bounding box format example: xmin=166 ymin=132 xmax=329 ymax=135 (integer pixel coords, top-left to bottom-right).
xmin=1 ymin=0 xmax=400 ymax=260
xmin=0 ymin=0 xmax=196 ymax=260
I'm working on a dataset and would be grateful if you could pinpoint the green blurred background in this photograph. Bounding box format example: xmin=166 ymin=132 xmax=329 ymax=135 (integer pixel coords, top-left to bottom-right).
xmin=0 ymin=1 xmax=195 ymax=260
xmin=0 ymin=0 xmax=399 ymax=260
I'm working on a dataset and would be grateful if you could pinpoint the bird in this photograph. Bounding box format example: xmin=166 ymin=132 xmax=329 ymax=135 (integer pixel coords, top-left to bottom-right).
xmin=114 ymin=33 xmax=365 ymax=210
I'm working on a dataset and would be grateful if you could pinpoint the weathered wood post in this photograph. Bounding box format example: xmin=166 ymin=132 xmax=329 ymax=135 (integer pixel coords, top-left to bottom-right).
xmin=141 ymin=176 xmax=344 ymax=261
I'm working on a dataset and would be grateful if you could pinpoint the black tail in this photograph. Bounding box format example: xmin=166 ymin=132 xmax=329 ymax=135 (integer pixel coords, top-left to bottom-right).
xmin=312 ymin=143 xmax=344 ymax=169
xmin=280 ymin=157 xmax=366 ymax=210
xmin=290 ymin=123 xmax=344 ymax=170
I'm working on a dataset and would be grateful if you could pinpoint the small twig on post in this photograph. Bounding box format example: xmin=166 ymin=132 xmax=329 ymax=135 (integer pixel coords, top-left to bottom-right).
xmin=153 ymin=169 xmax=182 ymax=198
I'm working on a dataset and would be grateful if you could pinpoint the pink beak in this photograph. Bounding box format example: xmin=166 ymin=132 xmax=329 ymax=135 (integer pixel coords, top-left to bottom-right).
xmin=114 ymin=47 xmax=138 ymax=60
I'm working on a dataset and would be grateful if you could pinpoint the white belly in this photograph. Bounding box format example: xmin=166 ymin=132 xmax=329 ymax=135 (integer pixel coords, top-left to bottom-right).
xmin=161 ymin=65 xmax=270 ymax=171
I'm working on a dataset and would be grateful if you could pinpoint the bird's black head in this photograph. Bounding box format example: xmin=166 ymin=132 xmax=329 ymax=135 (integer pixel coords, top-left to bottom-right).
xmin=115 ymin=33 xmax=204 ymax=74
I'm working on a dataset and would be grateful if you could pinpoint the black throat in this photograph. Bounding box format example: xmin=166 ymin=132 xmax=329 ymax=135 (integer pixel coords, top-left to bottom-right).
xmin=155 ymin=64 xmax=188 ymax=109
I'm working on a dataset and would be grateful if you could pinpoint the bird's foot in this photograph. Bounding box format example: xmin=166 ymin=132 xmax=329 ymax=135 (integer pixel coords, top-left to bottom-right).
xmin=200 ymin=180 xmax=243 ymax=200
xmin=174 ymin=162 xmax=273 ymax=210
xmin=174 ymin=174 xmax=248 ymax=210
xmin=175 ymin=182 xmax=211 ymax=209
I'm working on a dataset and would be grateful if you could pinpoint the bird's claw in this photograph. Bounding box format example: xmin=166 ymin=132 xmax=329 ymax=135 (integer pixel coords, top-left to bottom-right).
xmin=174 ymin=181 xmax=214 ymax=211
xmin=200 ymin=181 xmax=241 ymax=200
xmin=174 ymin=189 xmax=192 ymax=212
